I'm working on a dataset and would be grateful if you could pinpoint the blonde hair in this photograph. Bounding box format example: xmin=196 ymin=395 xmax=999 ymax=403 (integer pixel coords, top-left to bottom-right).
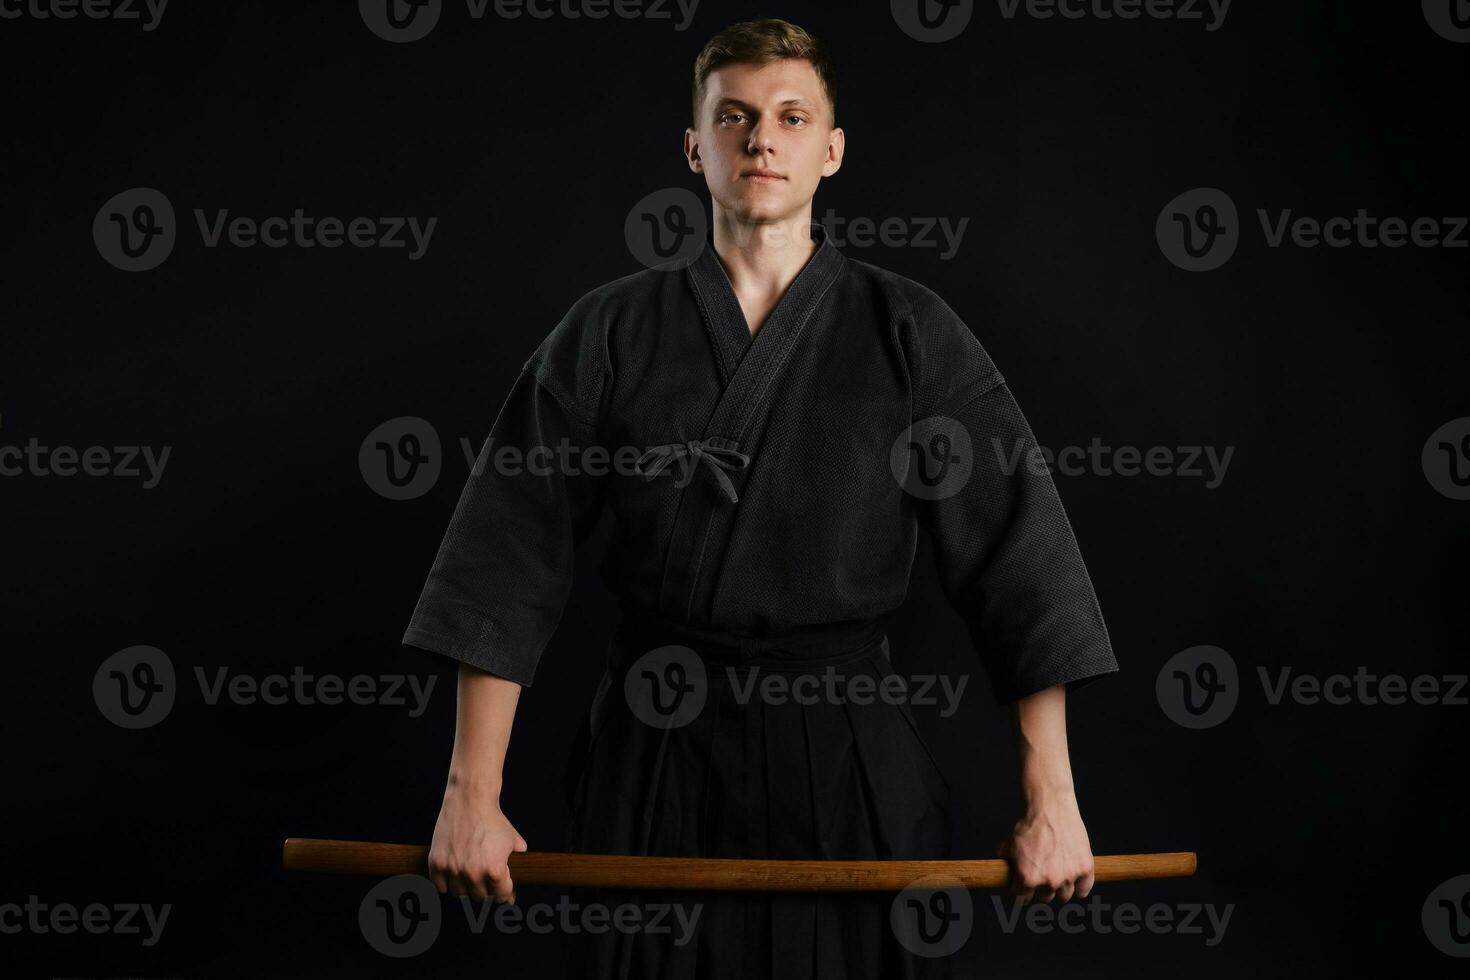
xmin=691 ymin=18 xmax=837 ymax=126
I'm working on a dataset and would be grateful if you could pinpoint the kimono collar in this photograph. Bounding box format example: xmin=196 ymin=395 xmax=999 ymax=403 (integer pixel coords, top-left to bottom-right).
xmin=687 ymin=221 xmax=842 ymax=305
xmin=686 ymin=221 xmax=845 ymax=373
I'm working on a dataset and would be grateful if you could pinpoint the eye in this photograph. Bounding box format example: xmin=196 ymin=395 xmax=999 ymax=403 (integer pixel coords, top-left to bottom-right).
xmin=719 ymin=112 xmax=748 ymax=126
xmin=785 ymin=114 xmax=807 ymax=127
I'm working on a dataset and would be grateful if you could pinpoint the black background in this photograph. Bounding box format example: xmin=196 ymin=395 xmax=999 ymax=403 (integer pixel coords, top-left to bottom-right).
xmin=3 ymin=0 xmax=1467 ymax=976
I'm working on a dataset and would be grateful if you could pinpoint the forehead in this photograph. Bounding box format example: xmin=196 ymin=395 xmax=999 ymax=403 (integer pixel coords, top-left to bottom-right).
xmin=701 ymin=58 xmax=828 ymax=113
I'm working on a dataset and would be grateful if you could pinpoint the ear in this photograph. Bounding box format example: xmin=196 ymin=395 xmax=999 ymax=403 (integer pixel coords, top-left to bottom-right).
xmin=684 ymin=127 xmax=703 ymax=174
xmin=822 ymin=126 xmax=846 ymax=178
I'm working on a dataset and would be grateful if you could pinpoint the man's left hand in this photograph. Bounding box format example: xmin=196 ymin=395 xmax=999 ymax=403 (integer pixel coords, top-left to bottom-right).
xmin=996 ymin=791 xmax=1095 ymax=905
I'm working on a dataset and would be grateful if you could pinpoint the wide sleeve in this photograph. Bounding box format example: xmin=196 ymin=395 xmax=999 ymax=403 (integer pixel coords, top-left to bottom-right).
xmin=401 ymin=311 xmax=609 ymax=687
xmin=906 ymin=292 xmax=1119 ymax=705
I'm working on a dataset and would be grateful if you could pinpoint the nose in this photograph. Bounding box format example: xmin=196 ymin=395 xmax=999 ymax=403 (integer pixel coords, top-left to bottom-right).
xmin=746 ymin=119 xmax=775 ymax=155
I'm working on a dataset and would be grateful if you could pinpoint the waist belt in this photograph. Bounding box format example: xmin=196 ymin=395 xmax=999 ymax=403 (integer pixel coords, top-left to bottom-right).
xmin=613 ymin=602 xmax=885 ymax=669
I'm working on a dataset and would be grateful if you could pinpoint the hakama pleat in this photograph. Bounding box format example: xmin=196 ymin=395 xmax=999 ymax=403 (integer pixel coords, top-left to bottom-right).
xmin=560 ymin=610 xmax=955 ymax=980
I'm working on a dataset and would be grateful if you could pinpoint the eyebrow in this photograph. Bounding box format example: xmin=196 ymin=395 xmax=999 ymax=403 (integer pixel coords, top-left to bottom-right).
xmin=714 ymin=97 xmax=818 ymax=113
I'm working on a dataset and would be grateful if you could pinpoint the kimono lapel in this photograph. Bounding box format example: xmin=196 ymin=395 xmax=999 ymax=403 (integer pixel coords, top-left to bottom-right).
xmin=656 ymin=223 xmax=846 ymax=622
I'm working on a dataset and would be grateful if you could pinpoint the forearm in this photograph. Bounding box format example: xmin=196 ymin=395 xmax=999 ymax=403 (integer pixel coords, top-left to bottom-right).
xmin=1009 ymin=683 xmax=1076 ymax=811
xmin=444 ymin=661 xmax=522 ymax=803
xmin=430 ymin=662 xmax=527 ymax=903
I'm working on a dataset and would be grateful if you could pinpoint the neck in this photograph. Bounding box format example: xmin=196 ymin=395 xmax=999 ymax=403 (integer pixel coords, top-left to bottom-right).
xmin=709 ymin=204 xmax=819 ymax=291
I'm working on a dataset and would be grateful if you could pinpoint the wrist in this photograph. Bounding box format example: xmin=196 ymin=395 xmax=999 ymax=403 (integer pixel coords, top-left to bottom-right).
xmin=445 ymin=769 xmax=503 ymax=806
xmin=1021 ymin=777 xmax=1076 ymax=813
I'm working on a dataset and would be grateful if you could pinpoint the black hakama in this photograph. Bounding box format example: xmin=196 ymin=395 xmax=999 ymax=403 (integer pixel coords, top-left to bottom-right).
xmin=559 ymin=605 xmax=953 ymax=978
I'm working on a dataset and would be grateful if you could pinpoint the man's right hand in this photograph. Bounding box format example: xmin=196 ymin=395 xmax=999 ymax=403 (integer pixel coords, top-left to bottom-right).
xmin=427 ymin=785 xmax=528 ymax=904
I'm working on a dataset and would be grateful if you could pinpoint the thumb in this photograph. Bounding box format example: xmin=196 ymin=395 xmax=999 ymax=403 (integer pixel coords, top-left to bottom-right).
xmin=513 ymin=834 xmax=529 ymax=852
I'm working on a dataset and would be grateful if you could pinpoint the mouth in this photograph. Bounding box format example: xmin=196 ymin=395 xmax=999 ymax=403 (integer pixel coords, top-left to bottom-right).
xmin=741 ymin=170 xmax=785 ymax=183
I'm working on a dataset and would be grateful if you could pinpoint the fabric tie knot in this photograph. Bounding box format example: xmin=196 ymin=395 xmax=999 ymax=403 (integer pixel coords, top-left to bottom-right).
xmin=634 ymin=438 xmax=751 ymax=503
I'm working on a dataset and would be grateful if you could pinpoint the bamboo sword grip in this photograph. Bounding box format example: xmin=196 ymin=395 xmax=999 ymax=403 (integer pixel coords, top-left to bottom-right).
xmin=282 ymin=838 xmax=1196 ymax=892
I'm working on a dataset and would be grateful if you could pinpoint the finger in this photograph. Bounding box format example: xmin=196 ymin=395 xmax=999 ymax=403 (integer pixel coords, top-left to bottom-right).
xmin=1056 ymin=880 xmax=1076 ymax=904
xmin=463 ymin=871 xmax=491 ymax=902
xmin=1032 ymin=885 xmax=1057 ymax=905
xmin=443 ymin=871 xmax=469 ymax=899
xmin=1075 ymin=871 xmax=1096 ymax=900
xmin=513 ymin=834 xmax=528 ymax=852
xmin=490 ymin=869 xmax=515 ymax=905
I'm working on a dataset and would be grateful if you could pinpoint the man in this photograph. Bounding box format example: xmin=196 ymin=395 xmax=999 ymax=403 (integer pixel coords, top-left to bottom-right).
xmin=404 ymin=17 xmax=1118 ymax=978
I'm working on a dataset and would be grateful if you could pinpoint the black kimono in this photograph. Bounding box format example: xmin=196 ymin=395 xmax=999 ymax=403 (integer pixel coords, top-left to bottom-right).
xmin=403 ymin=223 xmax=1119 ymax=978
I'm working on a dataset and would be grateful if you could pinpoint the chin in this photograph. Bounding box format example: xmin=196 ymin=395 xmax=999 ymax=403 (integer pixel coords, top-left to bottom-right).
xmin=730 ymin=196 xmax=792 ymax=224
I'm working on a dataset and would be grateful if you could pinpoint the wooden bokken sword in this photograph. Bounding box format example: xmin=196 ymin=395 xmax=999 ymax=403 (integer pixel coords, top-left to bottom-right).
xmin=283 ymin=838 xmax=1196 ymax=891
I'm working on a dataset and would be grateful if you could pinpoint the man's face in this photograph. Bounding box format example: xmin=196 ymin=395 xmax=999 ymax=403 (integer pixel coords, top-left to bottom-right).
xmin=685 ymin=58 xmax=843 ymax=228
